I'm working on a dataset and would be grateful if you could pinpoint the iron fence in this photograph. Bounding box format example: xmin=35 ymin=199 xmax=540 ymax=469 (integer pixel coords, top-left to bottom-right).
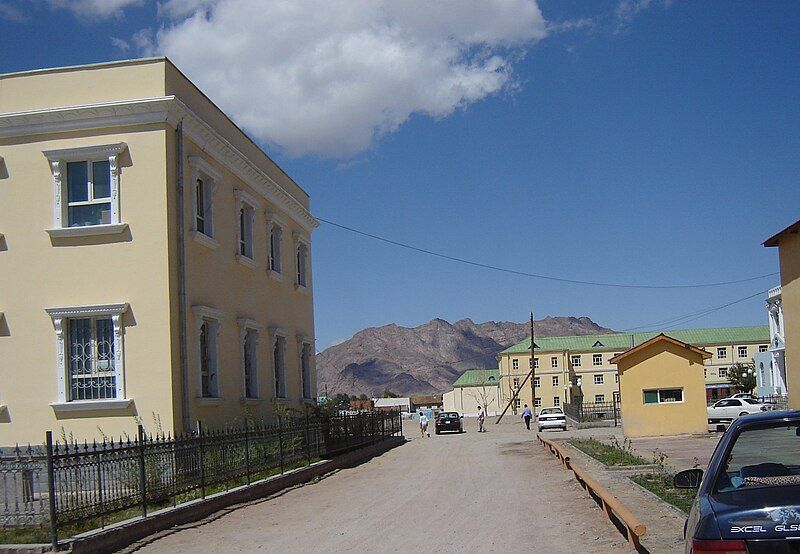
xmin=1 ymin=410 xmax=401 ymax=546
xmin=563 ymin=400 xmax=619 ymax=425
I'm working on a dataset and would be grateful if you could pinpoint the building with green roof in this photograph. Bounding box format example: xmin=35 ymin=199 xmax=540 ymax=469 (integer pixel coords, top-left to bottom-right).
xmin=443 ymin=369 xmax=502 ymax=417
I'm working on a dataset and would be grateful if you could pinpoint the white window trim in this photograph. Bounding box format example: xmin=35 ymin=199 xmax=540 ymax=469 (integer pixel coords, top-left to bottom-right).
xmin=265 ymin=211 xmax=286 ymax=281
xmin=235 ymin=189 xmax=260 ymax=267
xmin=293 ymin=231 xmax=311 ymax=293
xmin=45 ymin=303 xmax=129 ymax=405
xmin=270 ymin=326 xmax=289 ymax=399
xmin=594 ymin=374 xmax=604 ymax=385
xmin=238 ymin=318 xmax=264 ymax=400
xmin=643 ymin=388 xmax=685 ymax=405
xmin=571 ymin=356 xmax=581 ymax=367
xmin=43 ymin=143 xmax=129 ymax=237
xmin=297 ymin=334 xmax=313 ymax=400
xmin=192 ymin=305 xmax=224 ymax=400
xmin=189 ymin=156 xmax=221 ymax=250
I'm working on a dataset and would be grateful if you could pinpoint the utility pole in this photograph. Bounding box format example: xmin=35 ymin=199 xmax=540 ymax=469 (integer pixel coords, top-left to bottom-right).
xmin=497 ymin=311 xmax=535 ymax=423
xmin=530 ymin=311 xmax=536 ymax=412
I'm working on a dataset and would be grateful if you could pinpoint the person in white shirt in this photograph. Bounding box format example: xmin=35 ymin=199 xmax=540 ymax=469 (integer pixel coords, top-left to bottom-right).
xmin=418 ymin=412 xmax=430 ymax=437
xmin=477 ymin=406 xmax=486 ymax=432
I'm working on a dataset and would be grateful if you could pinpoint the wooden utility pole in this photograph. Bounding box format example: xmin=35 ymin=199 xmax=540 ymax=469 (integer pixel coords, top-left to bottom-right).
xmin=529 ymin=311 xmax=536 ymax=410
xmin=497 ymin=312 xmax=535 ymax=423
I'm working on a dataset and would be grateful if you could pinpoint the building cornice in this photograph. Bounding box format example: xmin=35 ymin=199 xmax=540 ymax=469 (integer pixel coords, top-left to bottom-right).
xmin=0 ymin=96 xmax=319 ymax=233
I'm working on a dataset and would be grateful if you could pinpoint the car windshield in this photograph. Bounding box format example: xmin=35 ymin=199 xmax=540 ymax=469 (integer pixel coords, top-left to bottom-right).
xmin=714 ymin=421 xmax=800 ymax=493
xmin=539 ymin=408 xmax=563 ymax=415
xmin=741 ymin=398 xmax=760 ymax=405
xmin=439 ymin=413 xmax=458 ymax=419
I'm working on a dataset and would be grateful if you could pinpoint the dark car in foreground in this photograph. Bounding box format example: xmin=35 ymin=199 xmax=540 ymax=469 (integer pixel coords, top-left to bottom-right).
xmin=435 ymin=412 xmax=463 ymax=434
xmin=675 ymin=410 xmax=800 ymax=553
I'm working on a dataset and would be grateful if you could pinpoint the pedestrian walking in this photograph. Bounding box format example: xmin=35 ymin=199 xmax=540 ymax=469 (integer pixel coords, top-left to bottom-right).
xmin=521 ymin=404 xmax=533 ymax=430
xmin=477 ymin=406 xmax=486 ymax=433
xmin=418 ymin=412 xmax=430 ymax=438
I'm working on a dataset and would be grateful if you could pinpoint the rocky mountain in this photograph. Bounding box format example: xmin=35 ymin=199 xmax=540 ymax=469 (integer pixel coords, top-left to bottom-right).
xmin=317 ymin=316 xmax=614 ymax=397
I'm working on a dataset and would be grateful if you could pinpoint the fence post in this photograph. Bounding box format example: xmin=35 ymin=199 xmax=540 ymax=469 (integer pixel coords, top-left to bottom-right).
xmin=278 ymin=415 xmax=284 ymax=474
xmin=138 ymin=425 xmax=148 ymax=517
xmin=305 ymin=412 xmax=311 ymax=466
xmin=197 ymin=421 xmax=206 ymax=499
xmin=244 ymin=420 xmax=251 ymax=486
xmin=613 ymin=397 xmax=619 ymax=427
xmin=45 ymin=431 xmax=58 ymax=553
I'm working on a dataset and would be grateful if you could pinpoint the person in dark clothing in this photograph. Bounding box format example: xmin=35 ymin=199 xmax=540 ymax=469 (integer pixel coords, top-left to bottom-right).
xmin=521 ymin=404 xmax=533 ymax=430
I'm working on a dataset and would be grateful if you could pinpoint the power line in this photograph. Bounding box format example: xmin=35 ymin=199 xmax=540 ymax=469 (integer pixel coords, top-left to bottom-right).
xmin=318 ymin=217 xmax=778 ymax=290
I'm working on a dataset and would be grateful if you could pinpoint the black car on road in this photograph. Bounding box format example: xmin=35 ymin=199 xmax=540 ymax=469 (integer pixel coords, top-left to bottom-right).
xmin=675 ymin=410 xmax=800 ymax=553
xmin=435 ymin=412 xmax=463 ymax=434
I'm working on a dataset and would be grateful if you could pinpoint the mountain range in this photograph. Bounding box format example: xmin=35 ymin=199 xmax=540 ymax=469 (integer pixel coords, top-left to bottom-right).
xmin=317 ymin=316 xmax=614 ymax=397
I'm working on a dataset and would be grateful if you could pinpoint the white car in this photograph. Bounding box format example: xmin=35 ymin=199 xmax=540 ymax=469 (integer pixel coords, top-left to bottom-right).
xmin=730 ymin=392 xmax=758 ymax=400
xmin=537 ymin=407 xmax=567 ymax=432
xmin=707 ymin=397 xmax=771 ymax=423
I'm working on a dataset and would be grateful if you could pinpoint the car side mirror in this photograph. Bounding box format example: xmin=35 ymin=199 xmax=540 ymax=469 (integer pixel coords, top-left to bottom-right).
xmin=674 ymin=468 xmax=703 ymax=489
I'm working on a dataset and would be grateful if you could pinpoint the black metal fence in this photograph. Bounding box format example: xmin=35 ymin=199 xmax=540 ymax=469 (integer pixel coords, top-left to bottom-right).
xmin=1 ymin=411 xmax=401 ymax=546
xmin=563 ymin=400 xmax=619 ymax=425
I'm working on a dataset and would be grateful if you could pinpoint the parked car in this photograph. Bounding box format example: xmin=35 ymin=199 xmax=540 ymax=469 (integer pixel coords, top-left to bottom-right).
xmin=434 ymin=412 xmax=463 ymax=434
xmin=537 ymin=407 xmax=567 ymax=432
xmin=675 ymin=410 xmax=800 ymax=553
xmin=707 ymin=398 xmax=771 ymax=423
xmin=731 ymin=393 xmax=758 ymax=400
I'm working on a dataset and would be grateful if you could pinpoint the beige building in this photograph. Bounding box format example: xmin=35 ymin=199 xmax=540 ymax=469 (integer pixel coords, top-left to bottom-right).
xmin=0 ymin=58 xmax=318 ymax=445
xmin=498 ymin=326 xmax=769 ymax=413
xmin=611 ymin=334 xmax=710 ymax=438
xmin=765 ymin=219 xmax=800 ymax=409
xmin=442 ymin=369 xmax=502 ymax=417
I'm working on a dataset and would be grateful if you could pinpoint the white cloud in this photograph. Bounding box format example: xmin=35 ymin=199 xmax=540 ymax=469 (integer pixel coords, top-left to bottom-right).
xmin=614 ymin=0 xmax=672 ymax=33
xmin=47 ymin=0 xmax=143 ymax=18
xmin=142 ymin=0 xmax=548 ymax=158
xmin=111 ymin=36 xmax=130 ymax=51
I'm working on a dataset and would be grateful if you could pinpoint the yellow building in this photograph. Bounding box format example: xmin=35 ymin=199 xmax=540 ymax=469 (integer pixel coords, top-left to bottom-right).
xmin=498 ymin=326 xmax=769 ymax=412
xmin=442 ymin=369 xmax=502 ymax=417
xmin=765 ymin=219 xmax=800 ymax=409
xmin=0 ymin=58 xmax=318 ymax=445
xmin=610 ymin=334 xmax=710 ymax=438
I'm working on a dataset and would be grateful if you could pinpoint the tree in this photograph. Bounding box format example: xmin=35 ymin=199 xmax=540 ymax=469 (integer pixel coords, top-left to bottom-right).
xmin=728 ymin=362 xmax=756 ymax=393
xmin=383 ymin=389 xmax=400 ymax=398
xmin=466 ymin=382 xmax=497 ymax=416
xmin=359 ymin=393 xmax=368 ymax=401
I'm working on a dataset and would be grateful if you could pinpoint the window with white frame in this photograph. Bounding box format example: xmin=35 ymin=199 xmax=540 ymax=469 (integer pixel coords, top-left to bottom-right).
xmin=238 ymin=319 xmax=262 ymax=399
xmin=533 ymin=376 xmax=540 ymax=388
xmin=643 ymin=388 xmax=684 ymax=404
xmin=45 ymin=303 xmax=128 ymax=404
xmin=594 ymin=374 xmax=604 ymax=385
xmin=719 ymin=367 xmax=728 ymax=378
xmin=268 ymin=222 xmax=283 ymax=274
xmin=593 ymin=354 xmax=602 ymax=366
xmin=534 ymin=397 xmax=541 ymax=408
xmin=235 ymin=189 xmax=259 ymax=264
xmin=552 ymin=376 xmax=559 ymax=387
xmin=513 ymin=377 xmax=520 ymax=389
xmin=571 ymin=355 xmax=581 ymax=367
xmin=43 ymin=143 xmax=128 ymax=235
xmin=553 ymin=396 xmax=560 ymax=407
xmin=758 ymin=344 xmax=768 ymax=353
xmin=296 ymin=241 xmax=309 ymax=288
xmin=300 ymin=341 xmax=312 ymax=399
xmin=615 ymin=373 xmax=619 ymax=383
xmin=737 ymin=346 xmax=748 ymax=358
xmin=717 ymin=347 xmax=727 ymax=359
xmin=188 ymin=157 xmax=219 ymax=244
xmin=512 ymin=359 xmax=519 ymax=370
xmin=533 ymin=358 xmax=539 ymax=369
xmin=551 ymin=356 xmax=558 ymax=368
xmin=704 ymin=368 xmax=708 ymax=378
xmin=595 ymin=394 xmax=605 ymax=403
xmin=513 ymin=398 xmax=521 ymax=409
xmin=193 ymin=306 xmax=222 ymax=399
xmin=272 ymin=332 xmax=287 ymax=398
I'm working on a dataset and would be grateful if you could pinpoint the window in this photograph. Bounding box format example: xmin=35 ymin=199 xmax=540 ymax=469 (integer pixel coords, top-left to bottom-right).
xmin=193 ymin=306 xmax=222 ymax=399
xmin=45 ymin=303 xmax=128 ymax=405
xmin=594 ymin=374 xmax=604 ymax=385
xmin=552 ymin=376 xmax=559 ymax=387
xmin=269 ymin=224 xmax=282 ymax=273
xmin=299 ymin=339 xmax=312 ymax=399
xmin=296 ymin=242 xmax=309 ymax=288
xmin=512 ymin=377 xmax=520 ymax=389
xmin=719 ymin=367 xmax=728 ymax=378
xmin=533 ymin=358 xmax=539 ymax=369
xmin=593 ymin=354 xmax=602 ymax=366
xmin=571 ymin=355 xmax=581 ymax=367
xmin=643 ymin=388 xmax=684 ymax=404
xmin=533 ymin=377 xmax=540 ymax=388
xmin=235 ymin=189 xmax=259 ymax=266
xmin=738 ymin=346 xmax=748 ymax=358
xmin=238 ymin=319 xmax=262 ymax=399
xmin=513 ymin=398 xmax=521 ymax=409
xmin=188 ymin=156 xmax=220 ymax=247
xmin=595 ymin=394 xmax=605 ymax=403
xmin=717 ymin=347 xmax=727 ymax=359
xmin=614 ymin=373 xmax=619 ymax=383
xmin=272 ymin=332 xmax=287 ymax=398
xmin=553 ymin=396 xmax=560 ymax=407
xmin=758 ymin=344 xmax=768 ymax=353
xmin=704 ymin=368 xmax=707 ymax=378
xmin=512 ymin=359 xmax=519 ymax=371
xmin=43 ymin=143 xmax=128 ymax=236
xmin=534 ymin=397 xmax=541 ymax=408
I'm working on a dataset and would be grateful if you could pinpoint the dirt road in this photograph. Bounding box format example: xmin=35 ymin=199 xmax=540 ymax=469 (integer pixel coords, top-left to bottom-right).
xmin=134 ymin=419 xmax=630 ymax=553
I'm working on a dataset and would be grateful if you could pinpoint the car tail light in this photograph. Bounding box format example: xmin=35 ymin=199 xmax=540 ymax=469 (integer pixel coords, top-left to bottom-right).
xmin=691 ymin=539 xmax=748 ymax=553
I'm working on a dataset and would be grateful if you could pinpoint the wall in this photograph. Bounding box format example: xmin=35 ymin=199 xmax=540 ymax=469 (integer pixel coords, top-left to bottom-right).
xmin=778 ymin=232 xmax=800 ymax=409
xmin=443 ymin=385 xmax=501 ymax=417
xmin=618 ymin=342 xmax=708 ymax=438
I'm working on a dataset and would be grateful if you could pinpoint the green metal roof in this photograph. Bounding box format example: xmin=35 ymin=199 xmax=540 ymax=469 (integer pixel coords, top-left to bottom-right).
xmin=501 ymin=326 xmax=770 ymax=355
xmin=452 ymin=369 xmax=500 ymax=388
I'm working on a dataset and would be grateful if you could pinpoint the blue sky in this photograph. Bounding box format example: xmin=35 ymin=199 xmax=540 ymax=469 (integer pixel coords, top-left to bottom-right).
xmin=1 ymin=0 xmax=798 ymax=350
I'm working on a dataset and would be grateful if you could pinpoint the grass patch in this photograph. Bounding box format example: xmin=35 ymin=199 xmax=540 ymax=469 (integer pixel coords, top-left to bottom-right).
xmin=568 ymin=438 xmax=647 ymax=466
xmin=631 ymin=473 xmax=696 ymax=514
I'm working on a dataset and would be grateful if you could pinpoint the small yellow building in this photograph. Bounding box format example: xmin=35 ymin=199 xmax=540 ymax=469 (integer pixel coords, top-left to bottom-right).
xmin=610 ymin=334 xmax=710 ymax=438
xmin=442 ymin=369 xmax=502 ymax=417
xmin=0 ymin=58 xmax=318 ymax=445
xmin=764 ymin=219 xmax=800 ymax=410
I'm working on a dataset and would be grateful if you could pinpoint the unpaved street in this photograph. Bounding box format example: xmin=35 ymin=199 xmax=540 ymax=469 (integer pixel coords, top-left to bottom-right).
xmin=134 ymin=419 xmax=630 ymax=553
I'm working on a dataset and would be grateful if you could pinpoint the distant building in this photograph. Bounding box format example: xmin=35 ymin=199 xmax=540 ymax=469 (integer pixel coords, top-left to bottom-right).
xmin=410 ymin=395 xmax=443 ymax=411
xmin=442 ymin=369 xmax=501 ymax=417
xmin=349 ymin=398 xmax=374 ymax=411
xmin=755 ymin=285 xmax=788 ymax=397
xmin=373 ymin=397 xmax=411 ymax=413
xmin=764 ymin=219 xmax=799 ymax=409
